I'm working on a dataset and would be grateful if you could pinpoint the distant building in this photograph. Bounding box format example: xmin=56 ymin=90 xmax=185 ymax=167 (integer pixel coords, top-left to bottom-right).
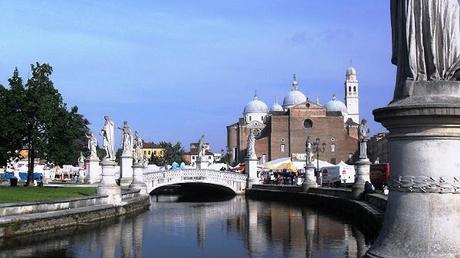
xmin=141 ymin=142 xmax=165 ymax=160
xmin=227 ymin=67 xmax=361 ymax=165
xmin=368 ymin=133 xmax=389 ymax=164
xmin=183 ymin=142 xmax=215 ymax=166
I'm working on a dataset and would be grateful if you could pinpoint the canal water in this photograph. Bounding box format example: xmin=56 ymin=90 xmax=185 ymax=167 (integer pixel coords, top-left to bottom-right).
xmin=0 ymin=195 xmax=374 ymax=258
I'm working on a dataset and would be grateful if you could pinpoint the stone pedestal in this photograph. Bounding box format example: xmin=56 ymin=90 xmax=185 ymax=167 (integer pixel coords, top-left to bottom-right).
xmin=120 ymin=155 xmax=134 ymax=188
xmin=43 ymin=167 xmax=51 ymax=183
xmin=86 ymin=158 xmax=101 ymax=184
xmin=245 ymin=158 xmax=258 ymax=188
xmin=97 ymin=159 xmax=121 ymax=205
xmin=130 ymin=163 xmax=147 ymax=195
xmin=78 ymin=168 xmax=86 ymax=183
xmin=196 ymin=157 xmax=208 ymax=169
xmin=302 ymin=163 xmax=318 ymax=191
xmin=351 ymin=158 xmax=372 ymax=199
xmin=366 ymin=83 xmax=460 ymax=257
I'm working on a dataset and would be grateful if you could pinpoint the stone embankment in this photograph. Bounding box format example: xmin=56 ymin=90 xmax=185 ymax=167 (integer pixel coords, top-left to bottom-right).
xmin=247 ymin=185 xmax=387 ymax=234
xmin=0 ymin=189 xmax=150 ymax=238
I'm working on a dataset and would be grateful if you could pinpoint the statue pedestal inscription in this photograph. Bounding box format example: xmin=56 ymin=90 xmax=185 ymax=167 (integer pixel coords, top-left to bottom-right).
xmin=120 ymin=155 xmax=134 ymax=188
xmin=302 ymin=163 xmax=317 ymax=191
xmin=97 ymin=159 xmax=121 ymax=205
xmin=367 ymin=82 xmax=460 ymax=257
xmin=130 ymin=163 xmax=147 ymax=195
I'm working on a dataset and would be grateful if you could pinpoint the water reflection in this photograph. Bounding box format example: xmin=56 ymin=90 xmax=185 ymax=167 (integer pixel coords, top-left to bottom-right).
xmin=0 ymin=195 xmax=373 ymax=258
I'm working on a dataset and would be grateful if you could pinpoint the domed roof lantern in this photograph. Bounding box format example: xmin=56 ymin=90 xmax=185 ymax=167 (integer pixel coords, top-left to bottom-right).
xmin=243 ymin=91 xmax=269 ymax=115
xmin=282 ymin=74 xmax=307 ymax=109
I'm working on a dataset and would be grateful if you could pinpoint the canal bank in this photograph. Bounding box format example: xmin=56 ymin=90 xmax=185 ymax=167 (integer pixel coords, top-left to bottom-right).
xmin=0 ymin=189 xmax=150 ymax=238
xmin=247 ymin=185 xmax=387 ymax=235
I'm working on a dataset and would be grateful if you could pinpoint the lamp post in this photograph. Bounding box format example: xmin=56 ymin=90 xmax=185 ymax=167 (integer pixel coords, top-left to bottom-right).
xmin=313 ymin=137 xmax=326 ymax=186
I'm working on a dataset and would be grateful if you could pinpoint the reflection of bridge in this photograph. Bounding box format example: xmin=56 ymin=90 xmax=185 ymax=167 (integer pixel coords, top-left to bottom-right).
xmin=144 ymin=169 xmax=248 ymax=194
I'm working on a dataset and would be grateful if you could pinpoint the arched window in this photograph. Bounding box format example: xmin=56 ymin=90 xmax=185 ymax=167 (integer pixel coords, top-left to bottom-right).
xmin=349 ymin=86 xmax=352 ymax=92
xmin=353 ymin=86 xmax=356 ymax=92
xmin=304 ymin=119 xmax=313 ymax=128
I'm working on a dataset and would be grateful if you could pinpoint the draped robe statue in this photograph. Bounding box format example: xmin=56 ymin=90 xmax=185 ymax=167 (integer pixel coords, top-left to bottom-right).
xmin=358 ymin=119 xmax=370 ymax=159
xmin=197 ymin=135 xmax=205 ymax=158
xmin=101 ymin=116 xmax=115 ymax=161
xmin=247 ymin=129 xmax=257 ymax=159
xmin=133 ymin=131 xmax=143 ymax=164
xmin=391 ymin=0 xmax=460 ymax=100
xmin=119 ymin=121 xmax=133 ymax=156
xmin=87 ymin=132 xmax=98 ymax=159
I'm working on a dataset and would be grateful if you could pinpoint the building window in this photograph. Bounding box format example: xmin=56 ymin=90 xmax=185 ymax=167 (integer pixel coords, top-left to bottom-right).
xmin=331 ymin=144 xmax=336 ymax=153
xmin=148 ymin=151 xmax=151 ymax=155
xmin=280 ymin=144 xmax=285 ymax=153
xmin=192 ymin=156 xmax=195 ymax=160
xmin=353 ymin=86 xmax=356 ymax=92
xmin=154 ymin=151 xmax=157 ymax=155
xmin=349 ymin=86 xmax=352 ymax=92
xmin=249 ymin=116 xmax=252 ymax=121
xmin=304 ymin=119 xmax=313 ymax=128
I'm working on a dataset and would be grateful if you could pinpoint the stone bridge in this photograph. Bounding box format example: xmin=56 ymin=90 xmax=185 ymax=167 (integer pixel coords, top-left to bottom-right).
xmin=144 ymin=169 xmax=248 ymax=194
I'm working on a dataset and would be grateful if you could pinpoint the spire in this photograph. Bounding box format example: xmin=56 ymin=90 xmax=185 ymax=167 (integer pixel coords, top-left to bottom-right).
xmin=253 ymin=90 xmax=258 ymax=100
xmin=332 ymin=94 xmax=337 ymax=101
xmin=291 ymin=74 xmax=299 ymax=91
xmin=274 ymin=96 xmax=279 ymax=104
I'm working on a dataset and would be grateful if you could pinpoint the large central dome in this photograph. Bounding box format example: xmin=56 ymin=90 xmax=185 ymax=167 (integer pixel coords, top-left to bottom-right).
xmin=282 ymin=75 xmax=307 ymax=109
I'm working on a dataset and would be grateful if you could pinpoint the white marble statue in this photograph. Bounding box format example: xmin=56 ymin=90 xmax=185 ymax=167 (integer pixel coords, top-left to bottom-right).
xmin=358 ymin=119 xmax=370 ymax=159
xmin=119 ymin=121 xmax=133 ymax=156
xmin=247 ymin=129 xmax=257 ymax=159
xmin=101 ymin=116 xmax=115 ymax=161
xmin=197 ymin=135 xmax=206 ymax=158
xmin=391 ymin=0 xmax=460 ymax=99
xmin=133 ymin=131 xmax=143 ymax=164
xmin=305 ymin=136 xmax=314 ymax=165
xmin=86 ymin=132 xmax=98 ymax=159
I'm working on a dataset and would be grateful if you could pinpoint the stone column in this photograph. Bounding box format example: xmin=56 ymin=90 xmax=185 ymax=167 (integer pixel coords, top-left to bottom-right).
xmin=97 ymin=159 xmax=121 ymax=205
xmin=120 ymin=155 xmax=134 ymax=188
xmin=366 ymin=82 xmax=460 ymax=257
xmin=245 ymin=157 xmax=258 ymax=188
xmin=86 ymin=157 xmax=101 ymax=184
xmin=303 ymin=163 xmax=318 ymax=191
xmin=352 ymin=159 xmax=372 ymax=199
xmin=130 ymin=163 xmax=147 ymax=195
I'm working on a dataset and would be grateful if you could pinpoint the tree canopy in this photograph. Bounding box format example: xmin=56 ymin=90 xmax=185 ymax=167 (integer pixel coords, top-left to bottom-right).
xmin=149 ymin=142 xmax=186 ymax=166
xmin=0 ymin=63 xmax=90 ymax=184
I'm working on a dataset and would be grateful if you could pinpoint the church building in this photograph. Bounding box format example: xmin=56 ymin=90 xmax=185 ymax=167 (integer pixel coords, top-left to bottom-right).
xmin=227 ymin=66 xmax=361 ymax=165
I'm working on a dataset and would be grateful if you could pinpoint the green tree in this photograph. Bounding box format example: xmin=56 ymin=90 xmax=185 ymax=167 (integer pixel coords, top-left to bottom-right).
xmin=0 ymin=63 xmax=90 ymax=185
xmin=149 ymin=141 xmax=185 ymax=166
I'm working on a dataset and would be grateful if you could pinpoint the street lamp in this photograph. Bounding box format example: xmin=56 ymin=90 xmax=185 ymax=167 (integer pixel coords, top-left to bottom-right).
xmin=313 ymin=137 xmax=326 ymax=185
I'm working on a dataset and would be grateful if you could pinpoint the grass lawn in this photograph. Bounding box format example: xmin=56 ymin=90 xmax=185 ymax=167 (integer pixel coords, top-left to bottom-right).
xmin=0 ymin=186 xmax=97 ymax=204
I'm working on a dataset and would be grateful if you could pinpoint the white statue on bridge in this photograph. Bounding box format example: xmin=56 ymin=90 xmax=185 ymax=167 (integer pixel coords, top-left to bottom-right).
xmin=101 ymin=116 xmax=115 ymax=161
xmin=247 ymin=129 xmax=258 ymax=159
xmin=197 ymin=135 xmax=206 ymax=158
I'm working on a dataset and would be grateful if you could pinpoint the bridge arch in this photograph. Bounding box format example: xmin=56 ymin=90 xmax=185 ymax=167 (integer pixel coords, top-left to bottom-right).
xmin=144 ymin=169 xmax=248 ymax=195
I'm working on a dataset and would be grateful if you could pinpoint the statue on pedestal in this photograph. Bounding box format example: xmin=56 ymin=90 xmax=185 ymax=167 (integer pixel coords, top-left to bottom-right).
xmin=247 ymin=129 xmax=258 ymax=159
xmin=391 ymin=0 xmax=460 ymax=100
xmin=305 ymin=136 xmax=314 ymax=165
xmin=86 ymin=132 xmax=98 ymax=159
xmin=358 ymin=119 xmax=369 ymax=159
xmin=119 ymin=121 xmax=133 ymax=156
xmin=101 ymin=116 xmax=115 ymax=161
xmin=197 ymin=135 xmax=206 ymax=158
xmin=133 ymin=131 xmax=143 ymax=164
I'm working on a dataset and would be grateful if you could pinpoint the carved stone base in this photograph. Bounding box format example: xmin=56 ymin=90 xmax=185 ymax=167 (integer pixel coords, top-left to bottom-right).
xmin=130 ymin=163 xmax=147 ymax=195
xmin=367 ymin=102 xmax=460 ymax=257
xmin=352 ymin=158 xmax=372 ymax=200
xmin=97 ymin=159 xmax=121 ymax=205
xmin=120 ymin=155 xmax=133 ymax=188
xmin=86 ymin=158 xmax=101 ymax=184
xmin=303 ymin=164 xmax=317 ymax=191
xmin=245 ymin=158 xmax=258 ymax=188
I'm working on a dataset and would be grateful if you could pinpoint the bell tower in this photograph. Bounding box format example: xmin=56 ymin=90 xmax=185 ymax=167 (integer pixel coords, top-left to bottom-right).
xmin=345 ymin=66 xmax=359 ymax=124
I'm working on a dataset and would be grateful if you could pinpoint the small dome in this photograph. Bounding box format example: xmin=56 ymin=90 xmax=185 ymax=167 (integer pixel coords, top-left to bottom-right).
xmin=346 ymin=66 xmax=357 ymax=76
xmin=243 ymin=94 xmax=269 ymax=114
xmin=325 ymin=95 xmax=348 ymax=114
xmin=282 ymin=74 xmax=307 ymax=109
xmin=271 ymin=98 xmax=284 ymax=112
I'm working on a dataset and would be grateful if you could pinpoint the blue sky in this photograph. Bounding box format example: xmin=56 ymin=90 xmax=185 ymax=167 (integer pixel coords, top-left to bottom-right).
xmin=0 ymin=1 xmax=394 ymax=152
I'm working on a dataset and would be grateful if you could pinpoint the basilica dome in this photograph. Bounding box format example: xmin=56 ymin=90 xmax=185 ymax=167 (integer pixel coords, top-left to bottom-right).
xmin=243 ymin=94 xmax=269 ymax=114
xmin=325 ymin=95 xmax=348 ymax=114
xmin=282 ymin=75 xmax=307 ymax=109
xmin=270 ymin=98 xmax=284 ymax=112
